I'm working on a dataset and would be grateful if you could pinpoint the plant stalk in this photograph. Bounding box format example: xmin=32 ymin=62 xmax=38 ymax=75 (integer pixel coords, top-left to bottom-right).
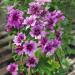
xmin=28 ymin=68 xmax=31 ymax=75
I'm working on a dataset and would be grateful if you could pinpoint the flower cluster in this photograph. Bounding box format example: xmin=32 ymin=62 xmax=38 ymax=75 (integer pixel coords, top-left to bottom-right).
xmin=5 ymin=0 xmax=65 ymax=75
xmin=5 ymin=6 xmax=24 ymax=32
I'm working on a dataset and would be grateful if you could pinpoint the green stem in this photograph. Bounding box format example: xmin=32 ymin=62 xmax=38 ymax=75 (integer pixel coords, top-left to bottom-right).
xmin=55 ymin=52 xmax=62 ymax=68
xmin=28 ymin=68 xmax=31 ymax=75
xmin=20 ymin=54 xmax=23 ymax=65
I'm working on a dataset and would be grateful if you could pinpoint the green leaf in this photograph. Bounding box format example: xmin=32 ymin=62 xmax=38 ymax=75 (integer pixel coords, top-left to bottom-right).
xmin=19 ymin=64 xmax=27 ymax=73
xmin=56 ymin=48 xmax=65 ymax=60
xmin=3 ymin=0 xmax=10 ymax=4
xmin=12 ymin=53 xmax=21 ymax=61
xmin=19 ymin=5 xmax=28 ymax=10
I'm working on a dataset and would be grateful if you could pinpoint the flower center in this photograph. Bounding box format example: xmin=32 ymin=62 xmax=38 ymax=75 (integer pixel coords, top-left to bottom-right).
xmin=29 ymin=58 xmax=35 ymax=64
xmin=34 ymin=28 xmax=41 ymax=36
xmin=13 ymin=13 xmax=18 ymax=21
xmin=10 ymin=65 xmax=16 ymax=72
xmin=19 ymin=35 xmax=24 ymax=40
xmin=27 ymin=44 xmax=33 ymax=51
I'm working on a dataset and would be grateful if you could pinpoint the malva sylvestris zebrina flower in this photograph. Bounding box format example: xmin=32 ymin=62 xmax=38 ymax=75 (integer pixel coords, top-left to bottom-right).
xmin=13 ymin=32 xmax=26 ymax=46
xmin=7 ymin=63 xmax=18 ymax=75
xmin=43 ymin=41 xmax=55 ymax=55
xmin=27 ymin=2 xmax=43 ymax=15
xmin=23 ymin=41 xmax=37 ymax=56
xmin=5 ymin=0 xmax=66 ymax=74
xmin=26 ymin=56 xmax=38 ymax=68
xmin=30 ymin=25 xmax=44 ymax=39
xmin=38 ymin=37 xmax=48 ymax=46
xmin=23 ymin=15 xmax=37 ymax=26
xmin=6 ymin=7 xmax=24 ymax=31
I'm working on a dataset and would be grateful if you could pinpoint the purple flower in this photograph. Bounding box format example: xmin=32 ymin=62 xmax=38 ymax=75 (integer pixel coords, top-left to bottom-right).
xmin=35 ymin=0 xmax=51 ymax=3
xmin=53 ymin=39 xmax=61 ymax=48
xmin=23 ymin=41 xmax=37 ymax=56
xmin=27 ymin=2 xmax=42 ymax=15
xmin=47 ymin=13 xmax=57 ymax=31
xmin=5 ymin=24 xmax=14 ymax=32
xmin=7 ymin=8 xmax=24 ymax=29
xmin=26 ymin=56 xmax=38 ymax=68
xmin=51 ymin=10 xmax=65 ymax=23
xmin=38 ymin=37 xmax=48 ymax=46
xmin=30 ymin=25 xmax=44 ymax=39
xmin=55 ymin=28 xmax=63 ymax=40
xmin=43 ymin=41 xmax=55 ymax=55
xmin=16 ymin=45 xmax=25 ymax=55
xmin=13 ymin=32 xmax=26 ymax=46
xmin=7 ymin=63 xmax=18 ymax=75
xmin=23 ymin=15 xmax=37 ymax=26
